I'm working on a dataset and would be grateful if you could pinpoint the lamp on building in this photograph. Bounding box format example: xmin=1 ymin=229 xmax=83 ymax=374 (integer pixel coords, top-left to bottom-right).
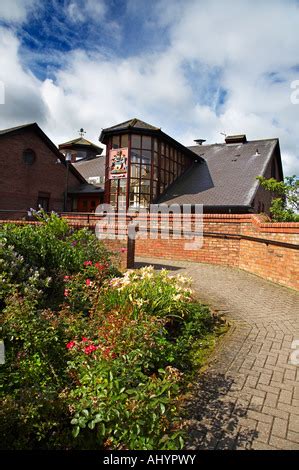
xmin=64 ymin=152 xmax=72 ymax=212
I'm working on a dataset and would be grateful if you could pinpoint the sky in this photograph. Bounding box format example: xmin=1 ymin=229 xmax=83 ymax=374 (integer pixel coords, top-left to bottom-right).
xmin=0 ymin=0 xmax=299 ymax=175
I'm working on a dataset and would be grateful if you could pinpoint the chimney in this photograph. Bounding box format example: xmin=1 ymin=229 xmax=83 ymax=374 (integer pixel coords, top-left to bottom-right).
xmin=225 ymin=134 xmax=247 ymax=144
xmin=194 ymin=139 xmax=206 ymax=146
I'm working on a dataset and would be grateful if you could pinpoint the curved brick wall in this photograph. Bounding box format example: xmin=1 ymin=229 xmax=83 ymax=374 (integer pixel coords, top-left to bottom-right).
xmin=134 ymin=214 xmax=299 ymax=291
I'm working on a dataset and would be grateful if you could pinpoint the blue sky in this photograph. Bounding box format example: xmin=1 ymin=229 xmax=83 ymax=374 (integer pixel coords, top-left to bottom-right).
xmin=0 ymin=0 xmax=299 ymax=175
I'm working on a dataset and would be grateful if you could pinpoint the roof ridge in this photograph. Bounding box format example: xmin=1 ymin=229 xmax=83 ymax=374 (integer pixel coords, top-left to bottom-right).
xmin=0 ymin=122 xmax=37 ymax=135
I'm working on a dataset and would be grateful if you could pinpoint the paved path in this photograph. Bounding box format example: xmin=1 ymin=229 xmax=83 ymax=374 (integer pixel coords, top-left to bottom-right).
xmin=136 ymin=258 xmax=299 ymax=450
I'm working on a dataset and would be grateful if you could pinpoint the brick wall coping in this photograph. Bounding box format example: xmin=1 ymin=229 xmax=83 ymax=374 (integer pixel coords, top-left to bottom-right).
xmin=1 ymin=213 xmax=298 ymax=235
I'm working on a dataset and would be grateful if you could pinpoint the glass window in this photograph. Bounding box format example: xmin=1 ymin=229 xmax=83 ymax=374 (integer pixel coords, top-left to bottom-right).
xmin=154 ymin=139 xmax=158 ymax=152
xmin=130 ymin=164 xmax=140 ymax=178
xmin=129 ymin=192 xmax=139 ymax=207
xmin=110 ymin=194 xmax=117 ymax=206
xmin=154 ymin=151 xmax=158 ymax=165
xmin=131 ymin=149 xmax=141 ymax=163
xmin=141 ymin=164 xmax=151 ymax=178
xmin=121 ymin=134 xmax=129 ymax=148
xmin=131 ymin=134 xmax=141 ymax=148
xmin=119 ymin=179 xmax=127 ymax=194
xmin=165 ymin=158 xmax=169 ymax=171
xmin=140 ymin=180 xmax=150 ymax=192
xmin=153 ymin=166 xmax=158 ymax=180
xmin=142 ymin=136 xmax=152 ymax=150
xmin=161 ymin=142 xmax=165 ymax=155
xmin=139 ymin=194 xmax=150 ymax=208
xmin=110 ymin=180 xmax=118 ymax=192
xmin=112 ymin=135 xmax=120 ymax=149
xmin=130 ymin=179 xmax=140 ymax=192
xmin=141 ymin=150 xmax=151 ymax=164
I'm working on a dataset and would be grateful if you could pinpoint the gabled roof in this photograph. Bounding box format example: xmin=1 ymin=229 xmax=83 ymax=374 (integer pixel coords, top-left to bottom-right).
xmin=158 ymin=138 xmax=282 ymax=207
xmin=101 ymin=118 xmax=160 ymax=134
xmin=0 ymin=122 xmax=86 ymax=184
xmin=59 ymin=137 xmax=103 ymax=154
xmin=0 ymin=123 xmax=37 ymax=135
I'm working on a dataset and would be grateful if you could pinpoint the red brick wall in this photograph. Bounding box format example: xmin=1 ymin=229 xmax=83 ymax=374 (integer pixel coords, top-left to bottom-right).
xmin=134 ymin=214 xmax=299 ymax=291
xmin=0 ymin=130 xmax=81 ymax=212
xmin=2 ymin=214 xmax=297 ymax=289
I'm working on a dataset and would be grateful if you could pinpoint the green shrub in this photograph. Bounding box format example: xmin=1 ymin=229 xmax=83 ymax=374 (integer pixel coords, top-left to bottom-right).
xmin=0 ymin=210 xmax=118 ymax=308
xmin=0 ymin=215 xmax=220 ymax=450
xmin=257 ymin=175 xmax=299 ymax=221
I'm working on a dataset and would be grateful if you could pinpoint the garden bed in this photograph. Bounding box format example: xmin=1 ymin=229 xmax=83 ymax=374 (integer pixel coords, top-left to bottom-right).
xmin=0 ymin=211 xmax=225 ymax=450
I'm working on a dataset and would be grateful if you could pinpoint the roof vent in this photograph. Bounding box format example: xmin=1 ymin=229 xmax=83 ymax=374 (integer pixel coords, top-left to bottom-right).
xmin=194 ymin=139 xmax=206 ymax=146
xmin=225 ymin=134 xmax=247 ymax=144
xmin=255 ymin=148 xmax=260 ymax=156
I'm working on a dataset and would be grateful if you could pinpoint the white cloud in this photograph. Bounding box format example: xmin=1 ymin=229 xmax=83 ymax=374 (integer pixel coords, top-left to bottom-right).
xmin=0 ymin=27 xmax=47 ymax=126
xmin=67 ymin=0 xmax=106 ymax=23
xmin=0 ymin=0 xmax=36 ymax=23
xmin=0 ymin=0 xmax=298 ymax=176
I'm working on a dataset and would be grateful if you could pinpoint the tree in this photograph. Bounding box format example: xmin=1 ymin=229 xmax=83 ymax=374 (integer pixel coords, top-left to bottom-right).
xmin=257 ymin=175 xmax=299 ymax=222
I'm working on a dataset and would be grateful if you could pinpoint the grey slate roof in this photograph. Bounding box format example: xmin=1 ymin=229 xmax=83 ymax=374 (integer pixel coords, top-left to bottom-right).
xmin=158 ymin=139 xmax=279 ymax=207
xmin=68 ymin=183 xmax=104 ymax=194
xmin=73 ymin=156 xmax=105 ymax=180
xmin=0 ymin=123 xmax=36 ymax=135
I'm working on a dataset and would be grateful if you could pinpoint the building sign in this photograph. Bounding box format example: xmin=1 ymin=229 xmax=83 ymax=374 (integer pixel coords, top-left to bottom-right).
xmin=109 ymin=148 xmax=128 ymax=179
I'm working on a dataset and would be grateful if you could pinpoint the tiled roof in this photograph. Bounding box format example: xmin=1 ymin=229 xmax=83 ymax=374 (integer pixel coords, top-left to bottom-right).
xmin=101 ymin=118 xmax=160 ymax=133
xmin=59 ymin=137 xmax=103 ymax=153
xmin=68 ymin=183 xmax=104 ymax=194
xmin=0 ymin=123 xmax=36 ymax=135
xmin=158 ymin=139 xmax=280 ymax=207
xmin=73 ymin=155 xmax=105 ymax=180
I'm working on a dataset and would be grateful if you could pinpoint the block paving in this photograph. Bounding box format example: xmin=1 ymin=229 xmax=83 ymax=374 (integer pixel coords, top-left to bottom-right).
xmin=136 ymin=257 xmax=299 ymax=450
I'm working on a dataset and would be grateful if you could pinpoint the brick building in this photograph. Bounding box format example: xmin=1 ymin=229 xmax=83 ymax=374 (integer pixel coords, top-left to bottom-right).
xmin=100 ymin=118 xmax=284 ymax=214
xmin=59 ymin=130 xmax=105 ymax=213
xmin=0 ymin=118 xmax=285 ymax=216
xmin=0 ymin=123 xmax=84 ymax=215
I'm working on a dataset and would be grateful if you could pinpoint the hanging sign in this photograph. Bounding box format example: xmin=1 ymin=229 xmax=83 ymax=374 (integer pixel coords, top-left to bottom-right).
xmin=108 ymin=147 xmax=128 ymax=179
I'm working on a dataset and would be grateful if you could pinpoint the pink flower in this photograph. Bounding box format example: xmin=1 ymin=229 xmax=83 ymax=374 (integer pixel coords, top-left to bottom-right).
xmin=94 ymin=262 xmax=105 ymax=270
xmin=85 ymin=279 xmax=92 ymax=286
xmin=83 ymin=261 xmax=93 ymax=266
xmin=84 ymin=344 xmax=97 ymax=355
xmin=82 ymin=337 xmax=89 ymax=342
xmin=120 ymin=247 xmax=127 ymax=253
xmin=66 ymin=341 xmax=75 ymax=350
xmin=64 ymin=275 xmax=70 ymax=281
xmin=64 ymin=289 xmax=70 ymax=297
